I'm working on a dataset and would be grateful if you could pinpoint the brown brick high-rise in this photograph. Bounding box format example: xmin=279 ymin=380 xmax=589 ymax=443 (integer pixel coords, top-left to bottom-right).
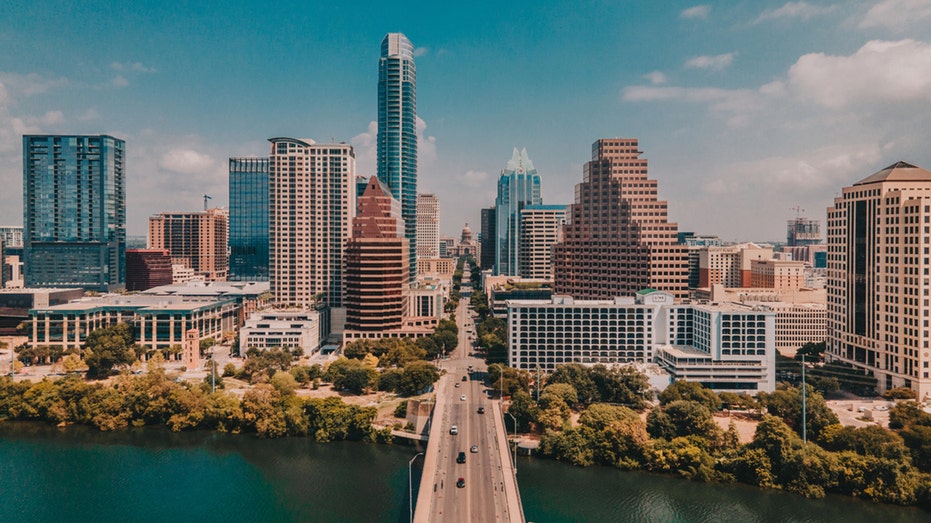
xmin=553 ymin=138 xmax=688 ymax=299
xmin=345 ymin=177 xmax=409 ymax=332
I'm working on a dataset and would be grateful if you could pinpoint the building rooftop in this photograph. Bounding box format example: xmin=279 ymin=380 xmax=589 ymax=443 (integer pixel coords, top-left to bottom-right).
xmin=855 ymin=161 xmax=931 ymax=185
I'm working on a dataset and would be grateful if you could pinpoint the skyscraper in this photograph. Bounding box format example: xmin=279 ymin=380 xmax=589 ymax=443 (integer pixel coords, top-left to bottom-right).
xmin=268 ymin=137 xmax=355 ymax=308
xmin=23 ymin=135 xmax=125 ymax=291
xmin=553 ymin=138 xmax=688 ymax=299
xmin=827 ymin=161 xmax=931 ymax=398
xmin=377 ymin=32 xmax=418 ymax=281
xmin=345 ymin=177 xmax=409 ymax=332
xmin=480 ymin=207 xmax=496 ymax=270
xmin=416 ymin=193 xmax=440 ymax=259
xmin=229 ymin=157 xmax=270 ymax=281
xmin=786 ymin=216 xmax=822 ymax=246
xmin=495 ymin=148 xmax=542 ymax=276
xmin=148 ymin=209 xmax=229 ymax=281
xmin=519 ymin=204 xmax=567 ymax=280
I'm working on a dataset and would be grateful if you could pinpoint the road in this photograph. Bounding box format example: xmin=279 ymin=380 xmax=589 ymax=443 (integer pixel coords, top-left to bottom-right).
xmin=414 ymin=267 xmax=523 ymax=523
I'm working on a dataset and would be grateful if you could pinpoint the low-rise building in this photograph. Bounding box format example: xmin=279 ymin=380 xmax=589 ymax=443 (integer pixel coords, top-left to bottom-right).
xmin=507 ymin=291 xmax=777 ymax=393
xmin=28 ymin=293 xmax=238 ymax=351
xmin=240 ymin=310 xmax=321 ymax=354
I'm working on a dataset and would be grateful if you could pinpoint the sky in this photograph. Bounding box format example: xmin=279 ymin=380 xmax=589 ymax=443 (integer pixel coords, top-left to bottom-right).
xmin=2 ymin=0 xmax=931 ymax=242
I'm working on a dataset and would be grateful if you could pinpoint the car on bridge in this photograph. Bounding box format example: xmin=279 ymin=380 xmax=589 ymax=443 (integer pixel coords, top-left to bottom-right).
xmin=449 ymin=425 xmax=458 ymax=435
xmin=470 ymin=445 xmax=478 ymax=453
xmin=456 ymin=477 xmax=465 ymax=488
xmin=457 ymin=452 xmax=466 ymax=463
xmin=460 ymin=394 xmax=467 ymax=401
xmin=477 ymin=406 xmax=485 ymax=414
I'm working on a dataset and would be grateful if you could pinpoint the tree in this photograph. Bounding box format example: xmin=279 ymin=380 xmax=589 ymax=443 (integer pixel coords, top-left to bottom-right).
xmin=270 ymin=371 xmax=299 ymax=395
xmin=579 ymin=403 xmax=640 ymax=431
xmin=659 ymin=381 xmax=720 ymax=412
xmin=83 ymin=323 xmax=138 ymax=378
xmin=758 ymin=384 xmax=838 ymax=442
xmin=547 ymin=364 xmax=598 ymax=405
xmin=541 ymin=383 xmax=578 ymax=408
xmin=647 ymin=400 xmax=721 ymax=444
xmin=795 ymin=341 xmax=826 ymax=362
xmin=398 ymin=360 xmax=439 ymax=396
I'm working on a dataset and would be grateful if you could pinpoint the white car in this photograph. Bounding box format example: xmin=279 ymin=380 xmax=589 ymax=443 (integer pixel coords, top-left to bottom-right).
xmin=460 ymin=394 xmax=467 ymax=401
xmin=450 ymin=425 xmax=458 ymax=435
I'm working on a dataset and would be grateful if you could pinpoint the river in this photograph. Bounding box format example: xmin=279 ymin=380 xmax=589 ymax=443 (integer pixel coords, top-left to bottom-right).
xmin=0 ymin=423 xmax=926 ymax=522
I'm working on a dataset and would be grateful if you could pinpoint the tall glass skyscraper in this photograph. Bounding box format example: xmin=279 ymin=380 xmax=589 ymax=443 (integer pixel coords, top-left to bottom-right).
xmin=494 ymin=148 xmax=541 ymax=276
xmin=23 ymin=135 xmax=126 ymax=291
xmin=377 ymin=32 xmax=418 ymax=281
xmin=229 ymin=157 xmax=269 ymax=281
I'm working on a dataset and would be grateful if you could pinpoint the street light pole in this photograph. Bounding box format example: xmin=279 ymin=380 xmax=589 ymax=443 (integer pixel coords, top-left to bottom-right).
xmin=801 ymin=354 xmax=807 ymax=445
xmin=506 ymin=411 xmax=518 ymax=472
xmin=409 ymin=451 xmax=424 ymax=523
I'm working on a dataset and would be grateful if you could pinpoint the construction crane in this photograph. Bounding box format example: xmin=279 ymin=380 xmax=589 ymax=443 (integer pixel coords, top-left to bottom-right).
xmin=203 ymin=194 xmax=212 ymax=211
xmin=789 ymin=205 xmax=804 ymax=217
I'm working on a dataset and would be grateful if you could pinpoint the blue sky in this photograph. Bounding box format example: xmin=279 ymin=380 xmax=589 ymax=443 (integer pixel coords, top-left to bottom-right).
xmin=2 ymin=0 xmax=931 ymax=240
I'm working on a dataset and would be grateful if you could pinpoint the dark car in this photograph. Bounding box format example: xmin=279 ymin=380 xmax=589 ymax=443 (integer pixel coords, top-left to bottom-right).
xmin=457 ymin=451 xmax=466 ymax=464
xmin=456 ymin=477 xmax=465 ymax=488
xmin=462 ymin=375 xmax=467 ymax=381
xmin=477 ymin=407 xmax=485 ymax=414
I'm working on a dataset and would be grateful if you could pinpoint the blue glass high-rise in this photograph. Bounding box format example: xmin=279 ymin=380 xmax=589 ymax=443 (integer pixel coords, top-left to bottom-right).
xmin=23 ymin=135 xmax=126 ymax=291
xmin=229 ymin=157 xmax=269 ymax=281
xmin=378 ymin=32 xmax=418 ymax=281
xmin=495 ymin=148 xmax=542 ymax=276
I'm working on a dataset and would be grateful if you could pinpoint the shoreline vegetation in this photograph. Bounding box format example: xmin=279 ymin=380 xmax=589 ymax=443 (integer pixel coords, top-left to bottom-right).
xmin=490 ymin=362 xmax=931 ymax=511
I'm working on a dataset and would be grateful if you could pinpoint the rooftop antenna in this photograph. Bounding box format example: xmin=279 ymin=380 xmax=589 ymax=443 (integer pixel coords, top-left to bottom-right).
xmin=789 ymin=206 xmax=804 ymax=218
xmin=203 ymin=194 xmax=212 ymax=211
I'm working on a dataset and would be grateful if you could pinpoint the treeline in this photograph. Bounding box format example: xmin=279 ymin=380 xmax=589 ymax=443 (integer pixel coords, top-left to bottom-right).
xmin=508 ymin=364 xmax=931 ymax=509
xmin=0 ymin=372 xmax=388 ymax=441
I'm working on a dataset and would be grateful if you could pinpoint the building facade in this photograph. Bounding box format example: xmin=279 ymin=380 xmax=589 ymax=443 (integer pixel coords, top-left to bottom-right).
xmin=125 ymin=249 xmax=173 ymax=291
xmin=240 ymin=310 xmax=321 ymax=355
xmin=519 ymin=204 xmax=566 ymax=280
xmin=787 ymin=217 xmax=822 ymax=246
xmin=495 ymin=148 xmax=542 ymax=276
xmin=268 ymin=137 xmax=355 ymax=308
xmin=750 ymin=259 xmax=806 ymax=290
xmin=344 ymin=177 xmax=409 ymax=332
xmin=0 ymin=227 xmax=23 ymax=249
xmin=507 ymin=292 xmax=776 ymax=393
xmin=553 ymin=138 xmax=688 ymax=299
xmin=229 ymin=157 xmax=269 ymax=281
xmin=480 ymin=207 xmax=497 ymax=270
xmin=23 ymin=135 xmax=126 ymax=292
xmin=826 ymin=161 xmax=931 ymax=398
xmin=378 ymin=32 xmax=418 ymax=281
xmin=28 ymin=294 xmax=238 ymax=351
xmin=698 ymin=243 xmax=774 ymax=288
xmin=148 ymin=209 xmax=229 ymax=282
xmin=416 ymin=193 xmax=440 ymax=259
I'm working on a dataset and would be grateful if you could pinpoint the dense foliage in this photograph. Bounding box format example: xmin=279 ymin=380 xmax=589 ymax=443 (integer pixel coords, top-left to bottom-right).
xmin=520 ymin=373 xmax=931 ymax=510
xmin=0 ymin=373 xmax=388 ymax=442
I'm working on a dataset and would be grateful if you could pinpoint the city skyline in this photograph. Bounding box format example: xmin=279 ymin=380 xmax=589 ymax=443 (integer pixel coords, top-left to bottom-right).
xmin=1 ymin=1 xmax=931 ymax=241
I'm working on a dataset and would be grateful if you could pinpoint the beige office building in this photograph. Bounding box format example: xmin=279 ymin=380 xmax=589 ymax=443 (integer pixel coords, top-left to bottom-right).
xmin=698 ymin=243 xmax=773 ymax=289
xmin=148 ymin=209 xmax=228 ymax=282
xmin=268 ymin=137 xmax=355 ymax=308
xmin=750 ymin=259 xmax=806 ymax=290
xmin=519 ymin=205 xmax=566 ymax=280
xmin=827 ymin=161 xmax=931 ymax=398
xmin=416 ymin=193 xmax=440 ymax=259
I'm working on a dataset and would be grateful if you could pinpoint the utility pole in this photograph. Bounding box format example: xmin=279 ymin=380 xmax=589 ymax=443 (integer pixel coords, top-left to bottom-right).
xmin=210 ymin=348 xmax=216 ymax=393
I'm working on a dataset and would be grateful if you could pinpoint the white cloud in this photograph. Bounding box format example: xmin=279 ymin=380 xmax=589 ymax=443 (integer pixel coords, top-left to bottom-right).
xmin=860 ymin=0 xmax=931 ymax=31
xmin=111 ymin=75 xmax=129 ymax=88
xmin=0 ymin=72 xmax=68 ymax=97
xmin=351 ymin=120 xmax=378 ymax=178
xmin=644 ymin=71 xmax=667 ymax=85
xmin=685 ymin=52 xmax=737 ymax=71
xmin=788 ymin=39 xmax=931 ymax=108
xmin=158 ymin=148 xmax=217 ymax=175
xmin=680 ymin=5 xmax=711 ymax=19
xmin=413 ymin=47 xmax=429 ymax=57
xmin=458 ymin=170 xmax=489 ymax=188
xmin=416 ymin=116 xmax=437 ymax=166
xmin=76 ymin=107 xmax=100 ymax=121
xmin=111 ymin=61 xmax=157 ymax=73
xmin=754 ymin=2 xmax=834 ymax=24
